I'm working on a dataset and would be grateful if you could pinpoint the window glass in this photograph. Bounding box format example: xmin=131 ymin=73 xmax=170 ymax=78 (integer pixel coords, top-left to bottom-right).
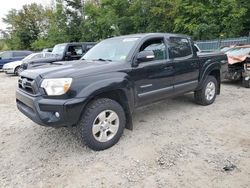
xmin=22 ymin=53 xmax=46 ymax=63
xmin=168 ymin=37 xmax=192 ymax=58
xmin=83 ymin=37 xmax=139 ymax=61
xmin=0 ymin=51 xmax=12 ymax=59
xmin=68 ymin=46 xmax=83 ymax=56
xmin=45 ymin=53 xmax=54 ymax=58
xmin=86 ymin=44 xmax=95 ymax=51
xmin=13 ymin=52 xmax=27 ymax=57
xmin=52 ymin=44 xmax=67 ymax=56
xmin=139 ymin=38 xmax=167 ymax=61
xmin=31 ymin=53 xmax=43 ymax=59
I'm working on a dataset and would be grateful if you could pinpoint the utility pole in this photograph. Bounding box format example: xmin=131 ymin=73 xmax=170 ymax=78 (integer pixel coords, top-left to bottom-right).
xmin=81 ymin=0 xmax=85 ymax=20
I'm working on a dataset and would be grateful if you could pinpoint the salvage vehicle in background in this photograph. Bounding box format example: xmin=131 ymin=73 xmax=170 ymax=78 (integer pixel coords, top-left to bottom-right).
xmin=16 ymin=33 xmax=226 ymax=151
xmin=3 ymin=52 xmax=53 ymax=76
xmin=223 ymin=45 xmax=250 ymax=88
xmin=42 ymin=48 xmax=53 ymax=52
xmin=21 ymin=42 xmax=96 ymax=71
xmin=0 ymin=50 xmax=32 ymax=69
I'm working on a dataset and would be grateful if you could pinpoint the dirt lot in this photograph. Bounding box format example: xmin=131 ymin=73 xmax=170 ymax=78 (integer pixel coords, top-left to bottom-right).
xmin=0 ymin=73 xmax=249 ymax=188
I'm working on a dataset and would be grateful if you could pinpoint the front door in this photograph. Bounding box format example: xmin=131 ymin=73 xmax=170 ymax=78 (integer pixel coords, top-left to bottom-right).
xmin=132 ymin=37 xmax=175 ymax=106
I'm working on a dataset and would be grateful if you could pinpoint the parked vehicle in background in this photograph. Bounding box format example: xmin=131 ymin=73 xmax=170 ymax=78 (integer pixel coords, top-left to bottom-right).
xmin=3 ymin=52 xmax=53 ymax=76
xmin=42 ymin=48 xmax=53 ymax=52
xmin=223 ymin=45 xmax=250 ymax=88
xmin=21 ymin=42 xmax=96 ymax=71
xmin=0 ymin=51 xmax=32 ymax=69
xmin=16 ymin=33 xmax=226 ymax=150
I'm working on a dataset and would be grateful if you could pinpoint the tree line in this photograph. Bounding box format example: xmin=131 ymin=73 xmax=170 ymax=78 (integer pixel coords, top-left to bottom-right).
xmin=1 ymin=0 xmax=250 ymax=51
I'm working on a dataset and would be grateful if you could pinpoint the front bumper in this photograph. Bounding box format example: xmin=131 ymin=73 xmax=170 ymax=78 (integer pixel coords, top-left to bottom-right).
xmin=16 ymin=89 xmax=87 ymax=128
xmin=3 ymin=68 xmax=15 ymax=74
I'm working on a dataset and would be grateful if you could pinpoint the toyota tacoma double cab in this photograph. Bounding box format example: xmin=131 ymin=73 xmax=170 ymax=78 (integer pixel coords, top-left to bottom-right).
xmin=16 ymin=33 xmax=227 ymax=151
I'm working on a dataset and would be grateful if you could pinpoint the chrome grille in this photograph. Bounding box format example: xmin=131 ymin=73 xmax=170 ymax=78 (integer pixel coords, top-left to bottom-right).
xmin=18 ymin=77 xmax=37 ymax=95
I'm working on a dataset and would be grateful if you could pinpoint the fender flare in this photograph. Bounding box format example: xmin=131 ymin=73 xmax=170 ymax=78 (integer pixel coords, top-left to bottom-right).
xmin=197 ymin=61 xmax=221 ymax=90
xmin=77 ymin=75 xmax=135 ymax=130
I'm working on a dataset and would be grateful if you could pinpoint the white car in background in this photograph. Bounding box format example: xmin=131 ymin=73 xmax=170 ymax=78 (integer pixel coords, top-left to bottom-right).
xmin=3 ymin=52 xmax=53 ymax=76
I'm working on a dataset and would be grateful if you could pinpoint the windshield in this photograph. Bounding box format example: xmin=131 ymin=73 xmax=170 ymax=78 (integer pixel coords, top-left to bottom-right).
xmin=22 ymin=53 xmax=38 ymax=62
xmin=22 ymin=53 xmax=54 ymax=63
xmin=82 ymin=37 xmax=139 ymax=61
xmin=52 ymin=44 xmax=67 ymax=56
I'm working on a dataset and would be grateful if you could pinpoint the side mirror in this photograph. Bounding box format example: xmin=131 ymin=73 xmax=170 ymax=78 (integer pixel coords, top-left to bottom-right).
xmin=136 ymin=51 xmax=155 ymax=63
xmin=0 ymin=57 xmax=2 ymax=60
xmin=66 ymin=52 xmax=72 ymax=57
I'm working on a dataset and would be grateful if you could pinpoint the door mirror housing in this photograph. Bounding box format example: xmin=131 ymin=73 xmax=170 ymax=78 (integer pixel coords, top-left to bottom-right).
xmin=136 ymin=51 xmax=155 ymax=63
xmin=66 ymin=52 xmax=72 ymax=57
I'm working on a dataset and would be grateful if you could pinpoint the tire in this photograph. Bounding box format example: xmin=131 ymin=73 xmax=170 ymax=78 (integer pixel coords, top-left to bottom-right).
xmin=14 ymin=66 xmax=22 ymax=76
xmin=77 ymin=98 xmax=126 ymax=151
xmin=242 ymin=77 xmax=250 ymax=88
xmin=194 ymin=76 xmax=218 ymax=106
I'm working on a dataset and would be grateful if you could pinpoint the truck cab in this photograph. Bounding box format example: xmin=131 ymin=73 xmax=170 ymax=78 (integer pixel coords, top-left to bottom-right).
xmin=21 ymin=42 xmax=96 ymax=70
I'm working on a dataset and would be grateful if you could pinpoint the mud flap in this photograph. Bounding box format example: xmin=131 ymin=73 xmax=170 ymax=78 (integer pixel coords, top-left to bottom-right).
xmin=242 ymin=76 xmax=250 ymax=88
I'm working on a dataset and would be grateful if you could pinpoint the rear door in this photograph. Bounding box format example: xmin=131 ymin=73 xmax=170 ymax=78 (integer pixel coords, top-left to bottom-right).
xmin=132 ymin=37 xmax=175 ymax=106
xmin=166 ymin=37 xmax=199 ymax=93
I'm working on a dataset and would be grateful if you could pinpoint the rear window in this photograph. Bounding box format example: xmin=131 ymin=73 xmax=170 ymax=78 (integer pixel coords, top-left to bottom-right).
xmin=0 ymin=51 xmax=12 ymax=59
xmin=13 ymin=51 xmax=30 ymax=57
xmin=86 ymin=44 xmax=95 ymax=51
xmin=167 ymin=37 xmax=192 ymax=59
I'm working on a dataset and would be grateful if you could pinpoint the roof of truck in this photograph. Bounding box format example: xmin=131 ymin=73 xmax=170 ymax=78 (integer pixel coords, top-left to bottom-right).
xmin=111 ymin=33 xmax=190 ymax=39
xmin=56 ymin=42 xmax=97 ymax=46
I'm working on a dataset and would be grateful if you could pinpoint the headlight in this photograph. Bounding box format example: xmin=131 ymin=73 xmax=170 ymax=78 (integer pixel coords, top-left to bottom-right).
xmin=41 ymin=78 xmax=73 ymax=96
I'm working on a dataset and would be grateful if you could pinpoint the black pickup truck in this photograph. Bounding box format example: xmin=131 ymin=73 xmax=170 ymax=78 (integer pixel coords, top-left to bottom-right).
xmin=16 ymin=33 xmax=227 ymax=150
xmin=21 ymin=42 xmax=96 ymax=71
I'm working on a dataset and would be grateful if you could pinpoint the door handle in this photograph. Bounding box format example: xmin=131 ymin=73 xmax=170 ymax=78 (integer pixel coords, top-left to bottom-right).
xmin=190 ymin=62 xmax=197 ymax=66
xmin=164 ymin=66 xmax=174 ymax=71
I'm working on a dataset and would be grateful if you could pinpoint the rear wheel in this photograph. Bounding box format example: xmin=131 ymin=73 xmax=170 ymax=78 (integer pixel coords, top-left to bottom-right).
xmin=194 ymin=76 xmax=218 ymax=106
xmin=242 ymin=77 xmax=250 ymax=88
xmin=77 ymin=98 xmax=126 ymax=151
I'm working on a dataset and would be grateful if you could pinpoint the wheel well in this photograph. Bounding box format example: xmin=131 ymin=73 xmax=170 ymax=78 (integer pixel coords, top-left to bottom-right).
xmin=209 ymin=69 xmax=221 ymax=94
xmin=14 ymin=66 xmax=20 ymax=71
xmin=84 ymin=90 xmax=133 ymax=130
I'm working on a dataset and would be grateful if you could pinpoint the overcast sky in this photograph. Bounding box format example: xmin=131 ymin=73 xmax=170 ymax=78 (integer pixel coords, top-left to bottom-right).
xmin=0 ymin=0 xmax=51 ymax=30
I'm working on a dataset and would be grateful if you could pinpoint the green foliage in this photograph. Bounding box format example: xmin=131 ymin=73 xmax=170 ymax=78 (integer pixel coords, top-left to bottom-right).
xmin=3 ymin=4 xmax=50 ymax=50
xmin=2 ymin=0 xmax=250 ymax=50
xmin=0 ymin=40 xmax=8 ymax=51
xmin=173 ymin=0 xmax=248 ymax=40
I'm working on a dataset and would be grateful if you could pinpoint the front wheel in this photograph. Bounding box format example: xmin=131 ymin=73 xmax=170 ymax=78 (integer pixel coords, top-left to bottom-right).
xmin=242 ymin=77 xmax=250 ymax=88
xmin=77 ymin=98 xmax=126 ymax=151
xmin=194 ymin=76 xmax=218 ymax=106
xmin=14 ymin=66 xmax=23 ymax=76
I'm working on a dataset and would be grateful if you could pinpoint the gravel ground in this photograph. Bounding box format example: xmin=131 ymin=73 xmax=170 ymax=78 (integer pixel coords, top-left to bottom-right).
xmin=0 ymin=73 xmax=249 ymax=188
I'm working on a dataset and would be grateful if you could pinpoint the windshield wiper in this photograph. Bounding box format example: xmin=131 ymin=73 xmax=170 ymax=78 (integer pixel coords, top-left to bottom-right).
xmin=93 ymin=58 xmax=112 ymax=62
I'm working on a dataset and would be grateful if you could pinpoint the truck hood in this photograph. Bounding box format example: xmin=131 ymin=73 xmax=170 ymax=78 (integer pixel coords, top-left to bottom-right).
xmin=20 ymin=60 xmax=126 ymax=79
